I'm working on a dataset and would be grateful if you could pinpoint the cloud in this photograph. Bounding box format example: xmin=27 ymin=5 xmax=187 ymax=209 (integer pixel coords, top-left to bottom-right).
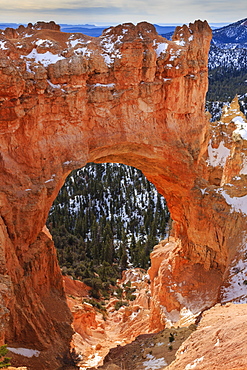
xmin=0 ymin=0 xmax=245 ymax=25
xmin=0 ymin=0 xmax=124 ymax=11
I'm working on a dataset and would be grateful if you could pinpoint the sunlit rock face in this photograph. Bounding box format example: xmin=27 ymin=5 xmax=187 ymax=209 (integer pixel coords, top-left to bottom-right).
xmin=64 ymin=269 xmax=155 ymax=369
xmin=148 ymin=96 xmax=247 ymax=328
xmin=0 ymin=19 xmax=246 ymax=368
xmin=167 ymin=303 xmax=247 ymax=370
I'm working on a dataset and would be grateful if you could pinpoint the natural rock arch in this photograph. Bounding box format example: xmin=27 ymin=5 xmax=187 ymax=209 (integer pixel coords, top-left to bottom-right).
xmin=0 ymin=20 xmax=246 ymax=368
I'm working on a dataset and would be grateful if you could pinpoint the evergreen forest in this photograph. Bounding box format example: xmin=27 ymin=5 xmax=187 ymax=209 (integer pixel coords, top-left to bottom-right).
xmin=47 ymin=163 xmax=170 ymax=299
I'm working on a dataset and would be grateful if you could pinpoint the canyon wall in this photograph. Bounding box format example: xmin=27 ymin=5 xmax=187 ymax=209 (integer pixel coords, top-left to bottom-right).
xmin=0 ymin=20 xmax=247 ymax=368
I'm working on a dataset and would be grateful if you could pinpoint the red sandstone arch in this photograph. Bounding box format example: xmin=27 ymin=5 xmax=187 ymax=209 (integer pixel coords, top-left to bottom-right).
xmin=0 ymin=20 xmax=245 ymax=369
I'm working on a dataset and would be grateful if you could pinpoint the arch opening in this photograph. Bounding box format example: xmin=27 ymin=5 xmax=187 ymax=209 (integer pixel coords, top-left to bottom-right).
xmin=47 ymin=162 xmax=170 ymax=298
xmin=46 ymin=162 xmax=173 ymax=368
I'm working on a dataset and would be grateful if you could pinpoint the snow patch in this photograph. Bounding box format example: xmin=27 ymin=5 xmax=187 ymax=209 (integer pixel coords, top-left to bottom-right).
xmin=221 ymin=264 xmax=247 ymax=303
xmin=232 ymin=115 xmax=247 ymax=140
xmin=45 ymin=174 xmax=56 ymax=184
xmin=220 ymin=190 xmax=247 ymax=215
xmin=21 ymin=49 xmax=65 ymax=67
xmin=185 ymin=356 xmax=204 ymax=369
xmin=47 ymin=80 xmax=61 ymax=89
xmin=100 ymin=34 xmax=123 ymax=66
xmin=102 ymin=54 xmax=112 ymax=66
xmin=169 ymin=48 xmax=181 ymax=61
xmin=73 ymin=47 xmax=92 ymax=57
xmin=79 ymin=353 xmax=103 ymax=369
xmin=34 ymin=39 xmax=54 ymax=47
xmin=23 ymin=33 xmax=33 ymax=38
xmin=25 ymin=61 xmax=33 ymax=73
xmin=174 ymin=40 xmax=186 ymax=46
xmin=207 ymin=140 xmax=230 ymax=167
xmin=68 ymin=38 xmax=85 ymax=48
xmin=200 ymin=188 xmax=209 ymax=196
xmin=63 ymin=160 xmax=73 ymax=165
xmin=221 ymin=235 xmax=247 ymax=304
xmin=16 ymin=43 xmax=25 ymax=49
xmin=215 ymin=338 xmax=220 ymax=347
xmin=155 ymin=42 xmax=168 ymax=57
xmin=143 ymin=354 xmax=167 ymax=369
xmin=7 ymin=347 xmax=40 ymax=358
xmin=130 ymin=311 xmax=139 ymax=320
xmin=93 ymin=83 xmax=115 ymax=88
xmin=0 ymin=40 xmax=7 ymax=50
xmin=45 ymin=179 xmax=54 ymax=183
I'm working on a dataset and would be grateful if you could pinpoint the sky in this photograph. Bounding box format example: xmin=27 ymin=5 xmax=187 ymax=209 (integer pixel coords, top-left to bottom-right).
xmin=0 ymin=0 xmax=246 ymax=26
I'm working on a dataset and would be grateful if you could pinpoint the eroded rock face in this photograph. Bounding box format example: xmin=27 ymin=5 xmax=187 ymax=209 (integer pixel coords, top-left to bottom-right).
xmin=65 ymin=269 xmax=155 ymax=369
xmin=167 ymin=303 xmax=247 ymax=370
xmin=0 ymin=20 xmax=247 ymax=368
xmin=148 ymin=97 xmax=247 ymax=326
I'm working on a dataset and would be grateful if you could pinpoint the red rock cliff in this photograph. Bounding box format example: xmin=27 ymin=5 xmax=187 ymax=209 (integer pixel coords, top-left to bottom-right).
xmin=0 ymin=20 xmax=246 ymax=368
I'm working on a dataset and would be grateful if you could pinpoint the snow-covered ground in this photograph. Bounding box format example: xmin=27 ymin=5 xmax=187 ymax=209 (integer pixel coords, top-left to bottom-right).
xmin=7 ymin=347 xmax=40 ymax=358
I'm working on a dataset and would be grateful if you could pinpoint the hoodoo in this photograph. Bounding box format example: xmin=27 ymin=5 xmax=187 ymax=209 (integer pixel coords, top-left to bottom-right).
xmin=0 ymin=20 xmax=247 ymax=368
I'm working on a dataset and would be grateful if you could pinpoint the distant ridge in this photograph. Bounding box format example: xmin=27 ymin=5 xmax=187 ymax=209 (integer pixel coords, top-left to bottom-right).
xmin=60 ymin=25 xmax=106 ymax=36
xmin=212 ymin=17 xmax=247 ymax=47
xmin=60 ymin=23 xmax=177 ymax=37
xmin=0 ymin=21 xmax=232 ymax=38
xmin=0 ymin=22 xmax=177 ymax=37
xmin=0 ymin=22 xmax=23 ymax=29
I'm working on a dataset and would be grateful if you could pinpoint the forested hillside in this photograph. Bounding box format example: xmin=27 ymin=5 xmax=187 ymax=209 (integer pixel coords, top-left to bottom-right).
xmin=207 ymin=18 xmax=247 ymax=101
xmin=47 ymin=164 xmax=169 ymax=297
xmin=207 ymin=48 xmax=247 ymax=101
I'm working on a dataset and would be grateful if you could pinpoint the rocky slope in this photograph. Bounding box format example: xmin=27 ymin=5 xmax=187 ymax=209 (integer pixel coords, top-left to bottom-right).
xmin=0 ymin=19 xmax=247 ymax=369
xmin=167 ymin=303 xmax=247 ymax=370
xmin=63 ymin=269 xmax=159 ymax=369
xmin=95 ymin=303 xmax=247 ymax=370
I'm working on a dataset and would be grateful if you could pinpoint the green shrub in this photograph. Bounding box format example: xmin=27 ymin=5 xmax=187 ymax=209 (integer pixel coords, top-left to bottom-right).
xmin=124 ymin=280 xmax=131 ymax=288
xmin=116 ymin=287 xmax=123 ymax=299
xmin=114 ymin=300 xmax=129 ymax=311
xmin=83 ymin=298 xmax=106 ymax=312
xmin=0 ymin=345 xmax=11 ymax=368
xmin=128 ymin=294 xmax=136 ymax=301
xmin=169 ymin=333 xmax=175 ymax=343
